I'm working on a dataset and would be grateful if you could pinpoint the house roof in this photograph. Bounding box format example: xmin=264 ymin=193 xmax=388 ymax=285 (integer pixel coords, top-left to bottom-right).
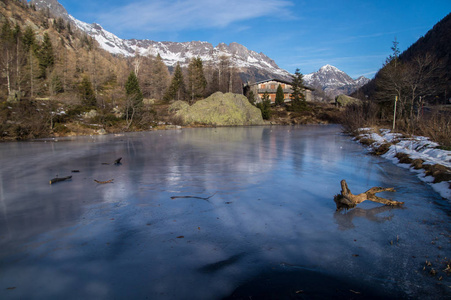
xmin=248 ymin=78 xmax=293 ymax=86
xmin=244 ymin=78 xmax=314 ymax=91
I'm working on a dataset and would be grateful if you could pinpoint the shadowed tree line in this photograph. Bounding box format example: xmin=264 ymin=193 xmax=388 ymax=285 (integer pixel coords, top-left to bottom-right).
xmin=344 ymin=13 xmax=451 ymax=147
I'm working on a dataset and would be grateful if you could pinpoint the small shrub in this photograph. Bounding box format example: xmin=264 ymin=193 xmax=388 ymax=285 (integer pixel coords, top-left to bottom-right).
xmin=340 ymin=101 xmax=380 ymax=134
xmin=53 ymin=123 xmax=70 ymax=134
xmin=91 ymin=114 xmax=121 ymax=127
xmin=422 ymin=164 xmax=451 ymax=183
xmin=356 ymin=136 xmax=375 ymax=146
xmin=167 ymin=113 xmax=185 ymax=126
xmin=395 ymin=152 xmax=413 ymax=164
xmin=411 ymin=159 xmax=425 ymax=170
xmin=372 ymin=143 xmax=391 ymax=155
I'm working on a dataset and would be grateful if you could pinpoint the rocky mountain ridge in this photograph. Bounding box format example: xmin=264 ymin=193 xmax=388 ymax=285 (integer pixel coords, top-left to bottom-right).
xmin=304 ymin=64 xmax=370 ymax=98
xmin=29 ymin=0 xmax=368 ymax=94
xmin=30 ymin=0 xmax=291 ymax=82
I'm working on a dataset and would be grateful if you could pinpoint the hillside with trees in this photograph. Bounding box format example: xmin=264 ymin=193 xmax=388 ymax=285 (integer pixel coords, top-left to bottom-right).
xmin=0 ymin=0 xmax=252 ymax=139
xmin=0 ymin=0 xmax=342 ymax=140
xmin=347 ymin=12 xmax=451 ymax=147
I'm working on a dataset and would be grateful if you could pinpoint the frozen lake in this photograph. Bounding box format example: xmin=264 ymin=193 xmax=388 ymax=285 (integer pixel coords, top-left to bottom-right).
xmin=0 ymin=125 xmax=450 ymax=299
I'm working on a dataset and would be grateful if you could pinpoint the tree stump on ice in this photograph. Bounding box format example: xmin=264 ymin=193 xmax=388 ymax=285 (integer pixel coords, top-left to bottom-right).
xmin=334 ymin=180 xmax=404 ymax=211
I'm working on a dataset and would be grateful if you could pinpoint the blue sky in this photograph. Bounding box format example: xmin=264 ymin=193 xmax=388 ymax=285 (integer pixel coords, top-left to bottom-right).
xmin=58 ymin=0 xmax=450 ymax=78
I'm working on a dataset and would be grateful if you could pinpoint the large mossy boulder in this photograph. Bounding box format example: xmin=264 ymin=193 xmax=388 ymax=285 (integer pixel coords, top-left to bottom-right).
xmin=170 ymin=92 xmax=264 ymax=126
xmin=335 ymin=94 xmax=362 ymax=107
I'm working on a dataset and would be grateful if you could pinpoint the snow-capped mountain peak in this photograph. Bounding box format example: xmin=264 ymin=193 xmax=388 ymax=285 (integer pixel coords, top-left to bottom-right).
xmin=30 ymin=0 xmax=292 ymax=82
xmin=319 ymin=64 xmax=340 ymax=72
xmin=304 ymin=65 xmax=370 ymax=97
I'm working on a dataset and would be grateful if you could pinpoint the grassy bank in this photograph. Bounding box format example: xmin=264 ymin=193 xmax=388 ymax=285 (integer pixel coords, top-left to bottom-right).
xmin=0 ymin=99 xmax=342 ymax=141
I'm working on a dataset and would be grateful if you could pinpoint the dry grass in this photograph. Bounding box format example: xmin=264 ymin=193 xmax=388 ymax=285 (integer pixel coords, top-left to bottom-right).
xmin=411 ymin=159 xmax=425 ymax=170
xmin=416 ymin=109 xmax=451 ymax=149
xmin=372 ymin=143 xmax=391 ymax=155
xmin=422 ymin=164 xmax=451 ymax=183
xmin=395 ymin=152 xmax=413 ymax=164
xmin=340 ymin=101 xmax=380 ymax=134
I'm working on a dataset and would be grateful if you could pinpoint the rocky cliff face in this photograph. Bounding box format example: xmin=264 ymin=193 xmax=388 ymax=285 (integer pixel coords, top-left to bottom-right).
xmin=170 ymin=92 xmax=264 ymax=126
xmin=30 ymin=0 xmax=69 ymax=19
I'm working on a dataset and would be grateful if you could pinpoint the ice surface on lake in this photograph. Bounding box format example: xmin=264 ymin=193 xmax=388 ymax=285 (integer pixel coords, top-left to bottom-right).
xmin=0 ymin=126 xmax=450 ymax=299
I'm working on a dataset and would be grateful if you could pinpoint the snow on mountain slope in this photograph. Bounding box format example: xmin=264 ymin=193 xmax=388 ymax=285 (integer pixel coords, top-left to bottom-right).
xmin=304 ymin=64 xmax=370 ymax=97
xmin=75 ymin=19 xmax=291 ymax=79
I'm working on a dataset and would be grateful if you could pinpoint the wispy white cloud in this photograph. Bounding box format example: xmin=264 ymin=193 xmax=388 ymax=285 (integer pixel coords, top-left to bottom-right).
xmin=96 ymin=0 xmax=294 ymax=34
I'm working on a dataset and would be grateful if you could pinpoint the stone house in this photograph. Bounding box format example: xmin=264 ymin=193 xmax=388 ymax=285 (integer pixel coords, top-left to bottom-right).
xmin=243 ymin=78 xmax=313 ymax=103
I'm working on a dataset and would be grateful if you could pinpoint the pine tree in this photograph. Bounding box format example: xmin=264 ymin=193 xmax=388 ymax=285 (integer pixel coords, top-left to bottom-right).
xmin=125 ymin=71 xmax=143 ymax=127
xmin=164 ymin=63 xmax=186 ymax=101
xmin=51 ymin=74 xmax=64 ymax=95
xmin=36 ymin=33 xmax=54 ymax=79
xmin=79 ymin=75 xmax=96 ymax=107
xmin=275 ymin=84 xmax=284 ymax=106
xmin=247 ymin=90 xmax=256 ymax=106
xmin=290 ymin=68 xmax=306 ymax=111
xmin=187 ymin=57 xmax=207 ymax=103
xmin=257 ymin=92 xmax=271 ymax=120
xmin=22 ymin=26 xmax=36 ymax=53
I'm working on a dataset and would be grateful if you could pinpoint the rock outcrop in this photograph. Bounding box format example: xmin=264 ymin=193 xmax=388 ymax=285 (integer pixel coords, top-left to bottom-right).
xmin=335 ymin=94 xmax=362 ymax=107
xmin=170 ymin=92 xmax=264 ymax=126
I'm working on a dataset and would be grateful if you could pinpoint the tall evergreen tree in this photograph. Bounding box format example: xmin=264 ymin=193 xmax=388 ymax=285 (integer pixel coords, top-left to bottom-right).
xmin=290 ymin=68 xmax=306 ymax=111
xmin=257 ymin=92 xmax=271 ymax=120
xmin=22 ymin=26 xmax=36 ymax=53
xmin=125 ymin=71 xmax=143 ymax=106
xmin=187 ymin=57 xmax=207 ymax=103
xmin=125 ymin=71 xmax=143 ymax=127
xmin=79 ymin=75 xmax=96 ymax=107
xmin=164 ymin=63 xmax=185 ymax=101
xmin=36 ymin=33 xmax=54 ymax=79
xmin=275 ymin=84 xmax=284 ymax=106
xmin=51 ymin=74 xmax=64 ymax=95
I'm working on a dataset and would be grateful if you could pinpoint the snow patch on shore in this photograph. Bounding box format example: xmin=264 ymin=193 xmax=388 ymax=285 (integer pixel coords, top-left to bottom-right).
xmin=357 ymin=128 xmax=451 ymax=200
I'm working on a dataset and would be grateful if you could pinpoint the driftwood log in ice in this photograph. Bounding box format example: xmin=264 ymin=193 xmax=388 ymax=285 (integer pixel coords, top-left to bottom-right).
xmin=334 ymin=179 xmax=404 ymax=211
xmin=49 ymin=176 xmax=72 ymax=184
xmin=94 ymin=179 xmax=114 ymax=184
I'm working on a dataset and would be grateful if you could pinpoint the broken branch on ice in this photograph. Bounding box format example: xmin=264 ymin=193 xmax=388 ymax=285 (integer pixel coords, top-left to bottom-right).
xmin=334 ymin=179 xmax=404 ymax=211
xmin=171 ymin=192 xmax=217 ymax=202
xmin=101 ymin=157 xmax=122 ymax=165
xmin=49 ymin=176 xmax=72 ymax=184
xmin=94 ymin=179 xmax=114 ymax=184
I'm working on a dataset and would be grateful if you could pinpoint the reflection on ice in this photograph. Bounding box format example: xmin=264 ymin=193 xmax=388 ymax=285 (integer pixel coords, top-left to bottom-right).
xmin=0 ymin=125 xmax=450 ymax=299
xmin=334 ymin=205 xmax=403 ymax=230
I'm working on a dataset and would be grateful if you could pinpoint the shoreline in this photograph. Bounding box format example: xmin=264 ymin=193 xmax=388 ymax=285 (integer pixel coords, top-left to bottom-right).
xmin=353 ymin=127 xmax=451 ymax=199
